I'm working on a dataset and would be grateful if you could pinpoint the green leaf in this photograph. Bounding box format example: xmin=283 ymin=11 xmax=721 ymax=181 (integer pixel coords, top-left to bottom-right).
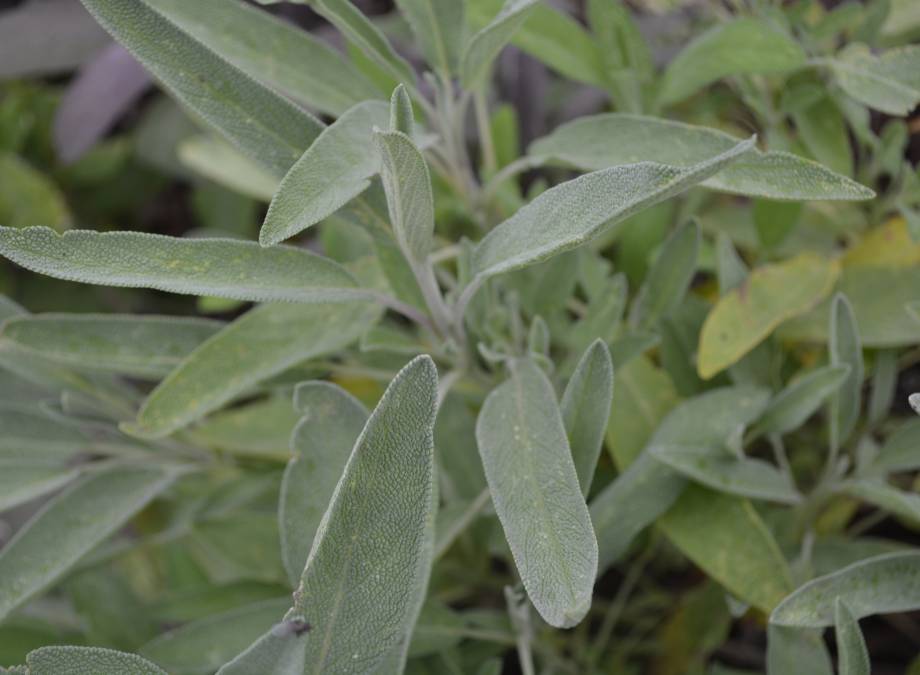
xmin=375 ymin=129 xmax=435 ymax=264
xmin=279 ymin=382 xmax=368 ymax=585
xmin=187 ymin=396 xmax=301 ymax=461
xmin=476 ymin=358 xmax=597 ymax=628
xmin=80 ymin=0 xmax=323 ymax=178
xmin=131 ymin=301 xmax=380 ymax=438
xmin=629 ymin=220 xmax=699 ymax=331
xmin=308 ymin=0 xmax=415 ymax=85
xmin=25 ymin=646 xmax=167 ymax=675
xmin=830 ymin=44 xmax=920 ymax=116
xmin=650 ymin=444 xmax=800 ymax=504
xmin=751 ymin=364 xmax=851 ymax=437
xmin=390 ymin=84 xmax=414 ymax=136
xmin=828 ymin=294 xmax=864 ymax=451
xmin=698 ymin=254 xmax=840 ymax=379
xmin=659 ymin=18 xmax=806 ymax=105
xmin=0 ymin=462 xmax=79 ymax=512
xmin=141 ymin=598 xmax=290 ymax=675
xmin=791 ymin=95 xmax=853 ymax=177
xmin=260 ymin=101 xmax=389 ymax=246
xmin=528 ymin=114 xmax=873 ymax=201
xmin=586 ymin=0 xmax=653 ymax=113
xmin=0 ymin=153 xmax=71 ymax=231
xmin=658 ymin=486 xmax=793 ymax=613
xmin=0 ymin=402 xmax=90 ymax=461
xmin=0 ymin=227 xmax=365 ymax=304
xmin=466 ymin=0 xmax=604 ymax=86
xmin=872 ymin=418 xmax=920 ymax=472
xmin=0 ymin=467 xmax=175 ymax=621
xmin=771 ymin=551 xmax=920 ymax=627
xmin=177 ymin=136 xmax=280 ymax=202
xmin=561 ymin=339 xmax=614 ymax=495
xmin=460 ymin=0 xmax=539 ymax=88
xmin=142 ymin=0 xmax=379 ymax=116
xmin=766 ymin=625 xmax=833 ymax=675
xmin=0 ymin=314 xmax=223 ymax=377
xmin=394 ymin=0 xmax=464 ymax=75
xmin=469 ymin=136 xmax=755 ymax=287
xmin=841 ymin=479 xmax=920 ymax=525
xmin=835 ymin=598 xmax=871 ymax=675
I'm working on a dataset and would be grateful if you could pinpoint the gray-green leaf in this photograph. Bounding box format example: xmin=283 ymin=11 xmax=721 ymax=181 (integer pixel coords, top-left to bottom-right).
xmin=629 ymin=220 xmax=699 ymax=331
xmin=766 ymin=625 xmax=833 ymax=675
xmin=395 ymin=0 xmax=464 ymax=76
xmin=26 ymin=646 xmax=167 ymax=675
xmin=841 ymin=479 xmax=920 ymax=525
xmin=461 ymin=0 xmax=539 ymax=88
xmin=0 ymin=461 xmax=79 ymax=512
xmin=529 ymin=114 xmax=873 ymax=201
xmin=830 ymin=44 xmax=920 ymax=116
xmin=835 ymin=598 xmax=871 ymax=675
xmin=828 ymin=294 xmax=864 ymax=452
xmin=476 ymin=358 xmax=597 ymax=628
xmin=751 ymin=365 xmax=851 ymax=438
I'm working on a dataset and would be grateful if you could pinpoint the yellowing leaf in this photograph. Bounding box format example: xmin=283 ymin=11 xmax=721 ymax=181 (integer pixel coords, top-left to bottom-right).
xmin=698 ymin=254 xmax=840 ymax=379
xmin=842 ymin=217 xmax=920 ymax=268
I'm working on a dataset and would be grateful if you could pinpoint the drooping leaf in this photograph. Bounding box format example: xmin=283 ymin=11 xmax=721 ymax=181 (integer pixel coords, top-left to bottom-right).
xmin=561 ymin=339 xmax=614 ymax=495
xmin=143 ymin=0 xmax=380 ymax=116
xmin=0 ymin=227 xmax=365 ymax=304
xmin=0 ymin=466 xmax=175 ymax=621
xmin=629 ymin=220 xmax=699 ymax=331
xmin=25 ymin=646 xmax=167 ymax=675
xmin=279 ymin=382 xmax=368 ymax=585
xmin=766 ymin=625 xmax=833 ymax=675
xmin=830 ymin=44 xmax=920 ymax=116
xmin=770 ymin=551 xmax=920 ymax=627
xmin=131 ymin=302 xmax=380 ymax=437
xmin=0 ymin=314 xmax=223 ymax=377
xmin=80 ymin=0 xmax=323 ymax=177
xmin=659 ymin=18 xmax=806 ymax=105
xmin=751 ymin=364 xmax=851 ymax=437
xmin=476 ymin=358 xmax=597 ymax=628
xmin=835 ymin=598 xmax=871 ymax=675
xmin=260 ymin=101 xmax=390 ymax=246
xmin=394 ymin=0 xmax=464 ymax=75
xmin=528 ymin=114 xmax=873 ymax=201
xmin=469 ymin=137 xmax=754 ymax=288
xmin=461 ymin=0 xmax=540 ymax=88
xmin=828 ymin=294 xmax=864 ymax=451
xmin=698 ymin=254 xmax=840 ymax=379
xmin=841 ymin=479 xmax=920 ymax=525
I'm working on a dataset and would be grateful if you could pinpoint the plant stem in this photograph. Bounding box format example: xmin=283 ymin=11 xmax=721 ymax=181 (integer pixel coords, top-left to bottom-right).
xmin=474 ymin=88 xmax=497 ymax=174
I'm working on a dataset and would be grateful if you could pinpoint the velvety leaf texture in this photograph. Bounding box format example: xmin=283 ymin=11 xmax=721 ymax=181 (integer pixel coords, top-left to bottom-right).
xmin=835 ymin=598 xmax=871 ymax=675
xmin=461 ymin=0 xmax=540 ymax=88
xmin=26 ymin=646 xmax=168 ymax=675
xmin=831 ymin=44 xmax=920 ymax=116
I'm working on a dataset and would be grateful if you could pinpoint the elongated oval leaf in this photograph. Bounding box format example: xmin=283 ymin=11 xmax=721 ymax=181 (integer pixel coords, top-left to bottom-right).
xmin=770 ymin=551 xmax=920 ymax=627
xmin=830 ymin=44 xmax=920 ymax=116
xmin=80 ymin=0 xmax=323 ymax=177
xmin=629 ymin=220 xmax=699 ymax=331
xmin=752 ymin=364 xmax=851 ymax=437
xmin=835 ymin=598 xmax=870 ymax=675
xmin=131 ymin=301 xmax=380 ymax=438
xmin=143 ymin=0 xmax=380 ymax=116
xmin=698 ymin=254 xmax=840 ymax=379
xmin=842 ymin=479 xmax=920 ymax=525
xmin=0 ymin=462 xmax=80 ymax=512
xmin=828 ymin=294 xmax=864 ymax=451
xmin=177 ymin=136 xmax=280 ymax=202
xmin=529 ymin=114 xmax=874 ymax=201
xmin=0 ymin=227 xmax=364 ymax=304
xmin=470 ymin=137 xmax=754 ymax=286
xmin=461 ymin=0 xmax=539 ymax=88
xmin=476 ymin=358 xmax=598 ymax=628
xmin=394 ymin=0 xmax=463 ymax=75
xmin=0 ymin=402 xmax=90 ymax=460
xmin=561 ymin=339 xmax=614 ymax=495
xmin=26 ymin=646 xmax=167 ymax=675
xmin=1 ymin=314 xmax=223 ymax=377
xmin=659 ymin=18 xmax=806 ymax=105
xmin=766 ymin=625 xmax=833 ymax=675
xmin=0 ymin=466 xmax=175 ymax=620
xmin=873 ymin=418 xmax=920 ymax=472
xmin=0 ymin=153 xmax=72 ymax=231
xmin=279 ymin=382 xmax=368 ymax=585
xmin=260 ymin=101 xmax=389 ymax=246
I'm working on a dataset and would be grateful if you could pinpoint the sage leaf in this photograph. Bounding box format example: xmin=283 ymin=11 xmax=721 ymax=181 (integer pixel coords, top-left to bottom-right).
xmin=140 ymin=598 xmax=290 ymax=675
xmin=394 ymin=0 xmax=463 ymax=76
xmin=586 ymin=0 xmax=653 ymax=114
xmin=872 ymin=418 xmax=920 ymax=472
xmin=476 ymin=358 xmax=598 ymax=628
xmin=659 ymin=486 xmax=793 ymax=613
xmin=461 ymin=0 xmax=539 ymax=88
xmin=770 ymin=551 xmax=920 ymax=627
xmin=260 ymin=101 xmax=389 ymax=246
xmin=766 ymin=625 xmax=833 ymax=675
xmin=132 ymin=302 xmax=380 ymax=438
xmin=659 ymin=18 xmax=806 ymax=105
xmin=528 ymin=114 xmax=874 ymax=201
xmin=829 ymin=294 xmax=864 ymax=452
xmin=830 ymin=44 xmax=920 ymax=116
xmin=698 ymin=254 xmax=840 ymax=379
xmin=0 ymin=227 xmax=365 ymax=305
xmin=752 ymin=364 xmax=851 ymax=437
xmin=0 ymin=314 xmax=223 ymax=377
xmin=629 ymin=220 xmax=699 ymax=331
xmin=650 ymin=445 xmax=800 ymax=504
xmin=80 ymin=0 xmax=323 ymax=177
xmin=142 ymin=0 xmax=379 ymax=116
xmin=835 ymin=598 xmax=871 ymax=675
xmin=470 ymin=136 xmax=755 ymax=286
xmin=0 ymin=462 xmax=80 ymax=512
xmin=390 ymin=84 xmax=414 ymax=136
xmin=0 ymin=402 xmax=90 ymax=460
xmin=841 ymin=479 xmax=920 ymax=525
xmin=0 ymin=466 xmax=175 ymax=620
xmin=561 ymin=339 xmax=614 ymax=495
xmin=0 ymin=153 xmax=71 ymax=231
xmin=188 ymin=396 xmax=300 ymax=461
xmin=375 ymin=129 xmax=435 ymax=263
xmin=279 ymin=382 xmax=368 ymax=585
xmin=26 ymin=646 xmax=167 ymax=675
xmin=177 ymin=135 xmax=280 ymax=202
xmin=216 ymin=627 xmax=306 ymax=675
